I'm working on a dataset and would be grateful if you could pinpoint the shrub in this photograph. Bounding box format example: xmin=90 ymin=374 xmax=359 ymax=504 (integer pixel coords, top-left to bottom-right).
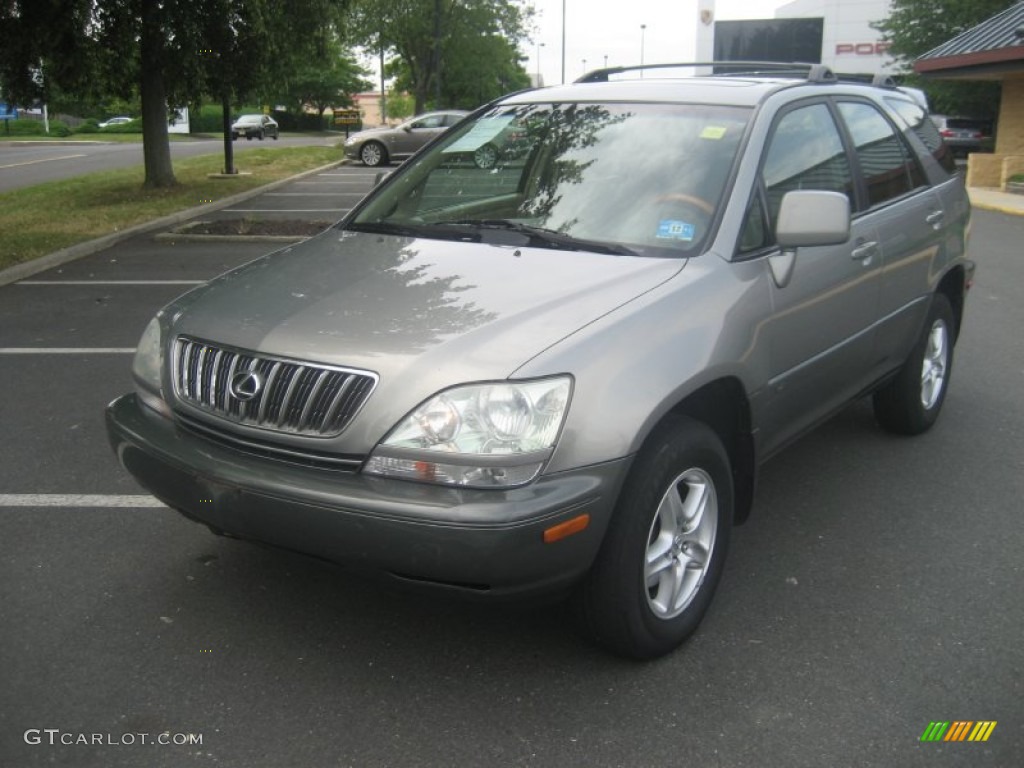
xmin=75 ymin=119 xmax=100 ymax=134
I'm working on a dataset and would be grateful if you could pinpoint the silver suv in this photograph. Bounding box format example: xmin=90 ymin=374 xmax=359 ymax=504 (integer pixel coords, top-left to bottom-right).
xmin=107 ymin=64 xmax=974 ymax=659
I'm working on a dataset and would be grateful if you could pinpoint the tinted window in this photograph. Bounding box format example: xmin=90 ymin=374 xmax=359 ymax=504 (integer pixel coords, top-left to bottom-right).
xmin=839 ymin=102 xmax=923 ymax=206
xmin=761 ymin=103 xmax=853 ymax=231
xmin=885 ymin=98 xmax=956 ymax=174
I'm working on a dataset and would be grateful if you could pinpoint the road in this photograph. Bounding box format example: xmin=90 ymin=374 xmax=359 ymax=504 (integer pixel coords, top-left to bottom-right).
xmin=0 ymin=186 xmax=1021 ymax=767
xmin=0 ymin=135 xmax=340 ymax=193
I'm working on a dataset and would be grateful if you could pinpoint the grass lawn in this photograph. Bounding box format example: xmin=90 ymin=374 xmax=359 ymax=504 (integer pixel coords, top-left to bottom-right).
xmin=0 ymin=146 xmax=342 ymax=270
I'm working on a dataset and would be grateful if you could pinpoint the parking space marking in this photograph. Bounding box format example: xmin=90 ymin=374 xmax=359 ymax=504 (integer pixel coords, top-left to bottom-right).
xmin=0 ymin=153 xmax=87 ymax=170
xmin=0 ymin=348 xmax=135 ymax=354
xmin=294 ymin=181 xmax=370 ymax=185
xmin=264 ymin=193 xmax=360 ymax=197
xmin=0 ymin=494 xmax=164 ymax=508
xmin=317 ymin=173 xmax=378 ymax=178
xmin=18 ymin=280 xmax=204 ymax=286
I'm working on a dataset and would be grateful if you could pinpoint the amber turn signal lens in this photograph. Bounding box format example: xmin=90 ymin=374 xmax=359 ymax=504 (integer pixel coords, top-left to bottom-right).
xmin=543 ymin=513 xmax=590 ymax=544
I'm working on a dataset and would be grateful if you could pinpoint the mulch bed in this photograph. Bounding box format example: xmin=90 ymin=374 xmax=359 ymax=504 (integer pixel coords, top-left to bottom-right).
xmin=181 ymin=219 xmax=333 ymax=237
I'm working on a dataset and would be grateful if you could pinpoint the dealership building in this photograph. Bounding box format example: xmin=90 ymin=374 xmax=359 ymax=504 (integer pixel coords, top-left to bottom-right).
xmin=696 ymin=0 xmax=897 ymax=76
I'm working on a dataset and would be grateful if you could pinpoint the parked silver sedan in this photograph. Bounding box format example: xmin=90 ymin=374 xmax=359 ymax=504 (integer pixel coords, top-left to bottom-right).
xmin=343 ymin=110 xmax=468 ymax=166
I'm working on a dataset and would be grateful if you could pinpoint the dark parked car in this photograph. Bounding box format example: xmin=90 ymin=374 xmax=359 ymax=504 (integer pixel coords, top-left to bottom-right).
xmin=931 ymin=115 xmax=993 ymax=157
xmin=231 ymin=114 xmax=279 ymax=140
xmin=343 ymin=110 xmax=468 ymax=166
xmin=108 ymin=63 xmax=973 ymax=659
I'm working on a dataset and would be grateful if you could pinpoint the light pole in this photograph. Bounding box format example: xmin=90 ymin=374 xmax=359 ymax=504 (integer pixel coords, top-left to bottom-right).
xmin=640 ymin=24 xmax=647 ymax=77
xmin=561 ymin=0 xmax=566 ymax=84
xmin=536 ymin=42 xmax=545 ymax=85
xmin=582 ymin=58 xmax=587 ymax=76
xmin=603 ymin=54 xmax=608 ymax=68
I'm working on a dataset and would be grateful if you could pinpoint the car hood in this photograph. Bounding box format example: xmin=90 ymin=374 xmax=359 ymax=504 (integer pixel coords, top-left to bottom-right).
xmin=168 ymin=230 xmax=685 ymax=443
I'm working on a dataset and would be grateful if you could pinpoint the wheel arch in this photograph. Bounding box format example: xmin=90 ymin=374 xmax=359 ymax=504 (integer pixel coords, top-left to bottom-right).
xmin=936 ymin=265 xmax=967 ymax=342
xmin=653 ymin=377 xmax=757 ymax=525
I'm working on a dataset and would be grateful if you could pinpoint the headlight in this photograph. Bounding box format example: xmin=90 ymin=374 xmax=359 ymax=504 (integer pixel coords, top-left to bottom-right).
xmin=344 ymin=135 xmax=360 ymax=146
xmin=132 ymin=316 xmax=170 ymax=417
xmin=364 ymin=376 xmax=572 ymax=488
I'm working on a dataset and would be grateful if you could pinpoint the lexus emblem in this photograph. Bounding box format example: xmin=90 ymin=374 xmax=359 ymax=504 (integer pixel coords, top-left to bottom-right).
xmin=229 ymin=370 xmax=263 ymax=402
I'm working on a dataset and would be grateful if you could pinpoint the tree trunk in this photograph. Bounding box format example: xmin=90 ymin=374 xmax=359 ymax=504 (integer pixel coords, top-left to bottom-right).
xmin=139 ymin=0 xmax=176 ymax=188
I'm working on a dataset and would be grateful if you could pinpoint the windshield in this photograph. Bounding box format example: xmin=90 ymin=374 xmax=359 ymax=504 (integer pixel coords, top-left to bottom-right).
xmin=349 ymin=102 xmax=749 ymax=257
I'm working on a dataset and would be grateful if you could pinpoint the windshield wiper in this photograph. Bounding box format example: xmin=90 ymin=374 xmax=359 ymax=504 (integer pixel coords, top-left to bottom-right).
xmin=442 ymin=219 xmax=639 ymax=256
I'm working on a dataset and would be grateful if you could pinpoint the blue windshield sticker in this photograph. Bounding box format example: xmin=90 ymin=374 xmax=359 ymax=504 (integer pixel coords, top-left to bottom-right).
xmin=656 ymin=220 xmax=695 ymax=241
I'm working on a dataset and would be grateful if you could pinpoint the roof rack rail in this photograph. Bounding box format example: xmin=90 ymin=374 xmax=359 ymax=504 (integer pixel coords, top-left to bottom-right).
xmin=829 ymin=72 xmax=899 ymax=87
xmin=575 ymin=61 xmax=837 ymax=84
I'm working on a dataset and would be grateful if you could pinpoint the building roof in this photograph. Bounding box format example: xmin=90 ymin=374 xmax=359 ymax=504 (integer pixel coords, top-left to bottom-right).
xmin=915 ymin=1 xmax=1024 ymax=78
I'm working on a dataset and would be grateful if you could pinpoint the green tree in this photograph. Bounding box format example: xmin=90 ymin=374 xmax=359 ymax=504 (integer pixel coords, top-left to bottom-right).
xmin=278 ymin=38 xmax=373 ymax=117
xmin=873 ymin=0 xmax=1015 ymax=117
xmin=346 ymin=0 xmax=533 ymax=114
xmin=0 ymin=0 xmax=351 ymax=187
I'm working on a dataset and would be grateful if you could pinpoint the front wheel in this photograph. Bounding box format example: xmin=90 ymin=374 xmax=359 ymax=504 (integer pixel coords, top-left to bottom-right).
xmin=473 ymin=143 xmax=499 ymax=169
xmin=257 ymin=130 xmax=265 ymax=140
xmin=873 ymin=293 xmax=955 ymax=435
xmin=360 ymin=141 xmax=387 ymax=167
xmin=576 ymin=416 xmax=733 ymax=659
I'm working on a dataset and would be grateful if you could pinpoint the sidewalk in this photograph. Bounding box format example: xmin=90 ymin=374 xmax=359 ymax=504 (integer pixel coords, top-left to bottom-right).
xmin=967 ymin=186 xmax=1024 ymax=216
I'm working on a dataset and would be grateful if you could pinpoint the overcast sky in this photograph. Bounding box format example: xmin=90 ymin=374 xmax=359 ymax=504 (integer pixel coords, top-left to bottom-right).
xmin=527 ymin=0 xmax=784 ymax=85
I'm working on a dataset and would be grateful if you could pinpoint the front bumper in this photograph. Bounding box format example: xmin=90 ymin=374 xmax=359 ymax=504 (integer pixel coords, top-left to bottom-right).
xmin=106 ymin=394 xmax=629 ymax=597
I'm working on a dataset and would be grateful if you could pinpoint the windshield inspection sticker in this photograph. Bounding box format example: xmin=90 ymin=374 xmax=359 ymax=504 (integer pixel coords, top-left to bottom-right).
xmin=700 ymin=125 xmax=728 ymax=140
xmin=656 ymin=220 xmax=696 ymax=241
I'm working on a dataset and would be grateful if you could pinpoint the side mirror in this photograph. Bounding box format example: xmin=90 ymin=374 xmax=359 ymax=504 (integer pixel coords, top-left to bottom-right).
xmin=402 ymin=124 xmax=413 ymax=133
xmin=769 ymin=190 xmax=851 ymax=289
xmin=373 ymin=170 xmax=392 ymax=187
xmin=776 ymin=190 xmax=850 ymax=248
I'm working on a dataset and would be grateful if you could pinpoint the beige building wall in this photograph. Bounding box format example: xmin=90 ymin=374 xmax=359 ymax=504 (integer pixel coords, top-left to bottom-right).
xmin=967 ymin=75 xmax=1024 ymax=189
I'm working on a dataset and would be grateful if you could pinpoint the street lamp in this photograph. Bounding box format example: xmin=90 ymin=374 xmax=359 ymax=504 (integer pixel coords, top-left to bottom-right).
xmin=640 ymin=24 xmax=647 ymax=77
xmin=582 ymin=58 xmax=587 ymax=75
xmin=536 ymin=41 xmax=545 ymax=85
xmin=603 ymin=54 xmax=608 ymax=68
xmin=561 ymin=0 xmax=566 ymax=84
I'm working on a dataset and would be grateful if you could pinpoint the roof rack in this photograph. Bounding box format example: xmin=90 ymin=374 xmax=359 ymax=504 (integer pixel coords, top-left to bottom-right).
xmin=575 ymin=61 xmax=838 ymax=84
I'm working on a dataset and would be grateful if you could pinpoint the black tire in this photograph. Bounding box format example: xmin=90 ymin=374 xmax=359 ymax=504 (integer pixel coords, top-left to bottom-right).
xmin=873 ymin=293 xmax=955 ymax=435
xmin=360 ymin=141 xmax=387 ymax=167
xmin=576 ymin=415 xmax=733 ymax=660
xmin=257 ymin=130 xmax=265 ymax=140
xmin=246 ymin=135 xmax=252 ymax=141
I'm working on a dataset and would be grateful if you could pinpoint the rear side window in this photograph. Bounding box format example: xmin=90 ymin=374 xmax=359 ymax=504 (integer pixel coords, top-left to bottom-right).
xmin=837 ymin=102 xmax=925 ymax=207
xmin=884 ymin=98 xmax=956 ymax=175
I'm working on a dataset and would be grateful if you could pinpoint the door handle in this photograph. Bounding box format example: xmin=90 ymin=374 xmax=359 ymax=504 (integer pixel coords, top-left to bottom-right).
xmin=851 ymin=240 xmax=879 ymax=261
xmin=926 ymin=210 xmax=945 ymax=228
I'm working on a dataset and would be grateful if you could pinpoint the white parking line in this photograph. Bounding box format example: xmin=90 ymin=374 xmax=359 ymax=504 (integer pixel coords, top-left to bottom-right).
xmin=317 ymin=173 xmax=377 ymax=178
xmin=0 ymin=348 xmax=135 ymax=354
xmin=294 ymin=181 xmax=370 ymax=185
xmin=0 ymin=153 xmax=88 ymax=170
xmin=18 ymin=280 xmax=204 ymax=286
xmin=263 ymin=193 xmax=359 ymax=197
xmin=0 ymin=494 xmax=164 ymax=508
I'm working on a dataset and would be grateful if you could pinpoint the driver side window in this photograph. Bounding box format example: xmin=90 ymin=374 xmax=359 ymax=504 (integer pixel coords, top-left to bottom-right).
xmin=739 ymin=103 xmax=853 ymax=255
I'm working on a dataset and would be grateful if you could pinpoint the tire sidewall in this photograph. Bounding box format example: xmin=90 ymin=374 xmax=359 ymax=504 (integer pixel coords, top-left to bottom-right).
xmin=581 ymin=417 xmax=733 ymax=659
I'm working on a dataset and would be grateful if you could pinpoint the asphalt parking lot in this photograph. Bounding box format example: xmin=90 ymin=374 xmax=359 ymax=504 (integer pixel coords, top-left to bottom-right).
xmin=1 ymin=167 xmax=1021 ymax=767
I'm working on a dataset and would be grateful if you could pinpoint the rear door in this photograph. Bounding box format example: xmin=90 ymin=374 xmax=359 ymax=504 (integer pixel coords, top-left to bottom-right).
xmin=834 ymin=99 xmax=946 ymax=377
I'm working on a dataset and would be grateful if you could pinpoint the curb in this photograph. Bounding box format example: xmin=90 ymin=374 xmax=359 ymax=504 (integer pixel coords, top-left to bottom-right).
xmin=0 ymin=158 xmax=346 ymax=287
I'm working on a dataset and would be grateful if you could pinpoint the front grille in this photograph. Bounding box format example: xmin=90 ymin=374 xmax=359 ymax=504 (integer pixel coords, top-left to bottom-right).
xmin=172 ymin=337 xmax=377 ymax=437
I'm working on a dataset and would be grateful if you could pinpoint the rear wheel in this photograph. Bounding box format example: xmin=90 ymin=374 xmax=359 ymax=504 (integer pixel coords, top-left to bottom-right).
xmin=873 ymin=293 xmax=955 ymax=435
xmin=360 ymin=141 xmax=387 ymax=167
xmin=576 ymin=416 xmax=732 ymax=659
